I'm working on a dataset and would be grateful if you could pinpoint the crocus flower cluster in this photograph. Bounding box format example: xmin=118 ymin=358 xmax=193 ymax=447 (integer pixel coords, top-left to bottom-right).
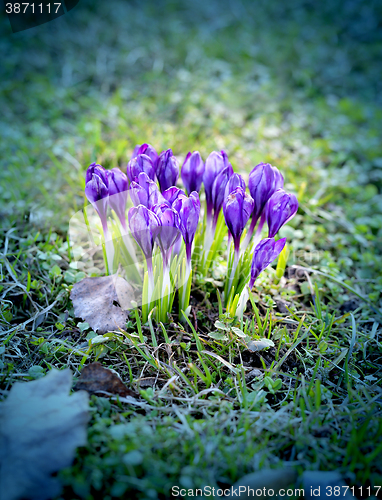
xmin=128 ymin=174 xmax=199 ymax=273
xmin=220 ymin=162 xmax=298 ymax=296
xmin=84 ymin=142 xmax=298 ymax=322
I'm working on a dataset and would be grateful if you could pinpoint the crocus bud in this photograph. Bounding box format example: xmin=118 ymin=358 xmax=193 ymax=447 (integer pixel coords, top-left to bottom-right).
xmin=249 ymin=237 xmax=286 ymax=288
xmin=244 ymin=163 xmax=286 ymax=246
xmin=131 ymin=145 xmax=140 ymax=159
xmin=210 ymin=164 xmax=234 ymax=226
xmin=173 ymin=192 xmax=201 ymax=263
xmin=152 ymin=204 xmax=181 ymax=256
xmin=248 ymin=163 xmax=278 ymax=223
xmin=203 ymin=150 xmax=232 ymax=220
xmin=265 ymin=189 xmax=298 ymax=238
xmin=273 ymin=166 xmax=284 ymax=191
xmin=156 ymin=149 xmax=179 ymax=192
xmin=132 ymin=143 xmax=159 ymax=169
xmin=223 ymin=187 xmax=254 ymax=252
xmin=129 ymin=172 xmax=165 ymax=209
xmin=181 ymin=151 xmax=205 ymax=194
xmin=128 ymin=205 xmax=160 ymax=260
xmin=224 ymin=173 xmax=246 ymax=199
xmin=85 ymin=163 xmax=109 ymax=234
xmin=162 ymin=186 xmax=186 ymax=207
xmin=126 ymin=154 xmax=156 ymax=182
xmin=107 ymin=168 xmax=129 ymax=228
xmin=85 ymin=163 xmax=108 ymax=186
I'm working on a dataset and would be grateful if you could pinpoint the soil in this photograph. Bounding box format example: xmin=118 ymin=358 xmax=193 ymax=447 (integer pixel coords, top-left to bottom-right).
xmin=235 ymin=345 xmax=302 ymax=373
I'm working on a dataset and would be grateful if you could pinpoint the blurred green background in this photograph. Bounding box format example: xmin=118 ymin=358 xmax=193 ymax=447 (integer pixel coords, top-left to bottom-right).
xmin=1 ymin=0 xmax=382 ymax=224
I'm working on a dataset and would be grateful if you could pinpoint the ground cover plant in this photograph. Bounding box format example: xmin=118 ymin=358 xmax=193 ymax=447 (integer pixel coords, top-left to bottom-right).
xmin=1 ymin=0 xmax=382 ymax=498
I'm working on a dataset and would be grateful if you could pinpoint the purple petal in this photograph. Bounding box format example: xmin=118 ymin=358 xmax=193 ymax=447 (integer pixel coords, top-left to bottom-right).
xmin=107 ymin=168 xmax=128 ymax=222
xmin=249 ymin=237 xmax=286 ymax=287
xmin=266 ymin=190 xmax=298 ymax=238
xmin=85 ymin=163 xmax=108 ymax=187
xmin=181 ymin=151 xmax=205 ymax=194
xmin=223 ymin=187 xmax=254 ymax=249
xmin=224 ymin=173 xmax=246 ymax=200
xmin=127 ymin=154 xmax=156 ymax=182
xmin=162 ymin=186 xmax=186 ymax=206
xmin=156 ymin=149 xmax=179 ymax=192
xmin=128 ymin=205 xmax=160 ymax=259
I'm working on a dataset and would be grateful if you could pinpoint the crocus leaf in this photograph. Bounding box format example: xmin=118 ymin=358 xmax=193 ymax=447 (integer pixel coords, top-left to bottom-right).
xmin=0 ymin=369 xmax=89 ymax=500
xmin=70 ymin=274 xmax=134 ymax=333
xmin=247 ymin=338 xmax=275 ymax=351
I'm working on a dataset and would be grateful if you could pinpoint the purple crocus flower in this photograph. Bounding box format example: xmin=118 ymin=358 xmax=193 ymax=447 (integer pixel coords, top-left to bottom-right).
xmin=273 ymin=167 xmax=284 ymax=191
xmin=156 ymin=149 xmax=179 ymax=192
xmin=248 ymin=163 xmax=280 ymax=223
xmin=131 ymin=143 xmax=159 ymax=169
xmin=152 ymin=204 xmax=181 ymax=266
xmin=181 ymin=151 xmax=205 ymax=194
xmin=223 ymin=173 xmax=246 ymax=247
xmin=265 ymin=189 xmax=298 ymax=238
xmin=249 ymin=237 xmax=286 ymax=288
xmin=107 ymin=168 xmax=129 ymax=230
xmin=224 ymin=173 xmax=246 ymax=199
xmin=246 ymin=163 xmax=284 ymax=244
xmin=162 ymin=186 xmax=186 ymax=207
xmin=127 ymin=154 xmax=156 ymax=182
xmin=203 ymin=150 xmax=232 ymax=224
xmin=223 ymin=187 xmax=254 ymax=254
xmin=172 ymin=192 xmax=201 ymax=264
xmin=129 ymin=172 xmax=165 ymax=209
xmin=85 ymin=163 xmax=109 ymax=235
xmin=85 ymin=163 xmax=109 ymax=186
xmin=128 ymin=205 xmax=161 ymax=263
xmin=210 ymin=164 xmax=234 ymax=227
xmin=131 ymin=145 xmax=141 ymax=159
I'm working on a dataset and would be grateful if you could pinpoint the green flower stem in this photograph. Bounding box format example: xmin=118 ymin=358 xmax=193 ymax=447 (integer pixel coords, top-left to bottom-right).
xmin=226 ymin=245 xmax=240 ymax=302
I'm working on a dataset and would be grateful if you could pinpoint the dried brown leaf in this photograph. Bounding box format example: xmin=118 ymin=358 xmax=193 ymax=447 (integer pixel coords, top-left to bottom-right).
xmin=0 ymin=369 xmax=89 ymax=500
xmin=227 ymin=468 xmax=297 ymax=498
xmin=74 ymin=362 xmax=138 ymax=397
xmin=70 ymin=274 xmax=134 ymax=333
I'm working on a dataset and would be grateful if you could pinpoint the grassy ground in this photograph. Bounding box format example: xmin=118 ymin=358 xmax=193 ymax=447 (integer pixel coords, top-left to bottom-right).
xmin=1 ymin=0 xmax=382 ymax=498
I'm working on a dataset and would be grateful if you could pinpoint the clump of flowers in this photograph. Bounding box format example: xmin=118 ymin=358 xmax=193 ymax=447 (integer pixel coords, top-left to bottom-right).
xmin=84 ymin=143 xmax=298 ymax=323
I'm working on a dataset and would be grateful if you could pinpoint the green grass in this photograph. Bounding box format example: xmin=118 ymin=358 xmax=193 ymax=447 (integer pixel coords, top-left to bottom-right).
xmin=1 ymin=0 xmax=382 ymax=498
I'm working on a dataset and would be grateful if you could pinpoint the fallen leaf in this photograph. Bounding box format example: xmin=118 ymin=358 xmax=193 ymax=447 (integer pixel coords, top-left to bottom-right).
xmin=0 ymin=369 xmax=89 ymax=500
xmin=227 ymin=468 xmax=297 ymax=498
xmin=70 ymin=274 xmax=134 ymax=333
xmin=247 ymin=338 xmax=275 ymax=352
xmin=303 ymin=471 xmax=355 ymax=500
xmin=74 ymin=362 xmax=138 ymax=397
